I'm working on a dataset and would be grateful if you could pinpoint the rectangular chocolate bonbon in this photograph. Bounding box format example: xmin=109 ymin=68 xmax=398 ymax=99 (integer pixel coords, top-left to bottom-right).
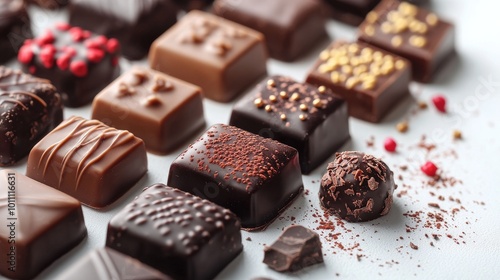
xmin=229 ymin=75 xmax=350 ymax=174
xmin=167 ymin=124 xmax=304 ymax=230
xmin=306 ymin=41 xmax=411 ymax=122
xmin=106 ymin=184 xmax=242 ymax=280
xmin=26 ymin=116 xmax=148 ymax=208
xmin=0 ymin=170 xmax=87 ymax=280
xmin=0 ymin=67 xmax=63 ymax=166
xmin=358 ymin=0 xmax=455 ymax=82
xmin=0 ymin=0 xmax=32 ymax=63
xmin=92 ymin=67 xmax=206 ymax=154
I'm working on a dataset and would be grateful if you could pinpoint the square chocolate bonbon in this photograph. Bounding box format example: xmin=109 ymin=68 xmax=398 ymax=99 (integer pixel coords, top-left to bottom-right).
xmin=0 ymin=0 xmax=32 ymax=64
xmin=149 ymin=10 xmax=267 ymax=102
xmin=167 ymin=124 xmax=304 ymax=230
xmin=306 ymin=41 xmax=411 ymax=122
xmin=69 ymin=0 xmax=178 ymax=60
xmin=17 ymin=23 xmax=121 ymax=107
xmin=106 ymin=184 xmax=242 ymax=280
xmin=92 ymin=67 xmax=206 ymax=154
xmin=213 ymin=0 xmax=327 ymax=61
xmin=229 ymin=75 xmax=350 ymax=174
xmin=358 ymin=0 xmax=455 ymax=82
xmin=26 ymin=116 xmax=148 ymax=208
xmin=0 ymin=67 xmax=63 ymax=166
xmin=0 ymin=170 xmax=87 ymax=280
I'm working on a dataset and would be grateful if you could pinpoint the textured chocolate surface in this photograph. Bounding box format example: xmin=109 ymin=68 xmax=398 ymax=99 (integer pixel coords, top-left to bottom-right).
xmin=92 ymin=67 xmax=206 ymax=154
xmin=306 ymin=41 xmax=411 ymax=123
xmin=69 ymin=0 xmax=178 ymax=60
xmin=149 ymin=10 xmax=267 ymax=102
xmin=0 ymin=170 xmax=87 ymax=280
xmin=319 ymin=151 xmax=396 ymax=222
xmin=0 ymin=67 xmax=63 ymax=166
xmin=26 ymin=116 xmax=147 ymax=208
xmin=0 ymin=0 xmax=32 ymax=63
xmin=263 ymin=225 xmax=323 ymax=272
xmin=358 ymin=0 xmax=455 ymax=82
xmin=167 ymin=124 xmax=304 ymax=230
xmin=213 ymin=0 xmax=327 ymax=61
xmin=229 ymin=75 xmax=350 ymax=174
xmin=57 ymin=248 xmax=172 ymax=280
xmin=106 ymin=184 xmax=242 ymax=280
xmin=18 ymin=23 xmax=120 ymax=107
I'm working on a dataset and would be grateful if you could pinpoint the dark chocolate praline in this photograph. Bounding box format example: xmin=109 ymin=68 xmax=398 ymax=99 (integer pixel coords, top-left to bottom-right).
xmin=319 ymin=151 xmax=396 ymax=222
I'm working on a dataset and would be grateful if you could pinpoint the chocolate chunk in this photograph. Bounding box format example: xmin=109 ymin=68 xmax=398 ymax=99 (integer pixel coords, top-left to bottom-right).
xmin=263 ymin=225 xmax=323 ymax=272
xmin=0 ymin=67 xmax=63 ymax=166
xmin=319 ymin=151 xmax=396 ymax=222
xmin=57 ymin=248 xmax=172 ymax=280
xmin=26 ymin=116 xmax=148 ymax=208
xmin=28 ymin=0 xmax=69 ymax=9
xmin=106 ymin=184 xmax=243 ymax=280
xmin=167 ymin=124 xmax=304 ymax=230
xmin=358 ymin=0 xmax=455 ymax=82
xmin=149 ymin=10 xmax=268 ymax=102
xmin=0 ymin=170 xmax=87 ymax=280
xmin=306 ymin=41 xmax=411 ymax=122
xmin=69 ymin=0 xmax=178 ymax=60
xmin=229 ymin=75 xmax=350 ymax=174
xmin=213 ymin=0 xmax=327 ymax=61
xmin=18 ymin=23 xmax=121 ymax=107
xmin=0 ymin=0 xmax=32 ymax=63
xmin=92 ymin=67 xmax=206 ymax=154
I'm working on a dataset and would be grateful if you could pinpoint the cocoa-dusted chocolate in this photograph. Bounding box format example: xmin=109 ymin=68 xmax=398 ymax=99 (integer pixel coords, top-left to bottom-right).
xmin=358 ymin=0 xmax=455 ymax=82
xmin=92 ymin=67 xmax=205 ymax=154
xmin=69 ymin=0 xmax=178 ymax=60
xmin=26 ymin=116 xmax=147 ymax=208
xmin=0 ymin=0 xmax=32 ymax=63
xmin=229 ymin=75 xmax=350 ymax=174
xmin=0 ymin=67 xmax=63 ymax=166
xmin=149 ymin=10 xmax=267 ymax=102
xmin=167 ymin=124 xmax=304 ymax=230
xmin=319 ymin=151 xmax=396 ymax=222
xmin=213 ymin=0 xmax=327 ymax=61
xmin=18 ymin=23 xmax=121 ymax=107
xmin=263 ymin=225 xmax=323 ymax=272
xmin=0 ymin=170 xmax=87 ymax=280
xmin=57 ymin=248 xmax=172 ymax=280
xmin=106 ymin=184 xmax=243 ymax=280
xmin=306 ymin=41 xmax=411 ymax=123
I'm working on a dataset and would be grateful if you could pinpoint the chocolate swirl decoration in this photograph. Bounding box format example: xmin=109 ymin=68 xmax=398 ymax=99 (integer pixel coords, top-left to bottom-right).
xmin=0 ymin=67 xmax=49 ymax=109
xmin=38 ymin=116 xmax=136 ymax=190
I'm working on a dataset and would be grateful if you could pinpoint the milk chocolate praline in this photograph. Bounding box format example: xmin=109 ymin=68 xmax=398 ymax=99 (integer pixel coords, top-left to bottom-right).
xmin=319 ymin=151 xmax=396 ymax=222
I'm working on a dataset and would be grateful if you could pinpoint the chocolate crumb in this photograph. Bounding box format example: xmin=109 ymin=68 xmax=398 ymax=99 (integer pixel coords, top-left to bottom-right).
xmin=410 ymin=242 xmax=419 ymax=250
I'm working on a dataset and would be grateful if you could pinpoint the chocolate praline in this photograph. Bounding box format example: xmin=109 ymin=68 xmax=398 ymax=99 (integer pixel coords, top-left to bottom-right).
xmin=319 ymin=151 xmax=396 ymax=222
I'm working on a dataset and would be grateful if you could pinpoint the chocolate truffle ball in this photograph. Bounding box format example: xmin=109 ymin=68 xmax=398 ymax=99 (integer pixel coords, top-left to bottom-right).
xmin=319 ymin=151 xmax=396 ymax=222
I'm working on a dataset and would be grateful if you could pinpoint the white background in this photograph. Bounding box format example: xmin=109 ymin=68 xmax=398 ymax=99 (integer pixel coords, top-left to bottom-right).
xmin=2 ymin=0 xmax=500 ymax=279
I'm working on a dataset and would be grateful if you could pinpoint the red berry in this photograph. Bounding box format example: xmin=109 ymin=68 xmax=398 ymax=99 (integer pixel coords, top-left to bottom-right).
xmin=95 ymin=35 xmax=108 ymax=47
xmin=87 ymin=48 xmax=105 ymax=63
xmin=62 ymin=46 xmax=77 ymax=57
xmin=57 ymin=54 xmax=71 ymax=70
xmin=421 ymin=161 xmax=438 ymax=177
xmin=37 ymin=31 xmax=55 ymax=46
xmin=55 ymin=22 xmax=71 ymax=31
xmin=70 ymin=60 xmax=88 ymax=77
xmin=70 ymin=27 xmax=84 ymax=42
xmin=384 ymin=137 xmax=397 ymax=152
xmin=40 ymin=45 xmax=56 ymax=68
xmin=432 ymin=95 xmax=446 ymax=113
xmin=17 ymin=45 xmax=33 ymax=64
xmin=106 ymin=38 xmax=120 ymax=53
xmin=82 ymin=30 xmax=91 ymax=39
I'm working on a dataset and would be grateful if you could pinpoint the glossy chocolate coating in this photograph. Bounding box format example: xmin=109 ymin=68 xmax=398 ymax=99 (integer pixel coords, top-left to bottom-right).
xmin=229 ymin=75 xmax=350 ymax=174
xmin=319 ymin=151 xmax=396 ymax=222
xmin=358 ymin=0 xmax=455 ymax=82
xmin=0 ymin=170 xmax=87 ymax=280
xmin=57 ymin=248 xmax=172 ymax=280
xmin=0 ymin=0 xmax=32 ymax=63
xmin=263 ymin=225 xmax=323 ymax=272
xmin=26 ymin=116 xmax=148 ymax=208
xmin=324 ymin=0 xmax=380 ymax=26
xmin=149 ymin=10 xmax=268 ymax=103
xmin=106 ymin=184 xmax=243 ymax=280
xmin=92 ymin=67 xmax=206 ymax=154
xmin=306 ymin=41 xmax=411 ymax=123
xmin=69 ymin=0 xmax=178 ymax=60
xmin=18 ymin=23 xmax=121 ymax=107
xmin=28 ymin=0 xmax=69 ymax=9
xmin=167 ymin=124 xmax=304 ymax=230
xmin=0 ymin=67 xmax=63 ymax=166
xmin=213 ymin=0 xmax=327 ymax=61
